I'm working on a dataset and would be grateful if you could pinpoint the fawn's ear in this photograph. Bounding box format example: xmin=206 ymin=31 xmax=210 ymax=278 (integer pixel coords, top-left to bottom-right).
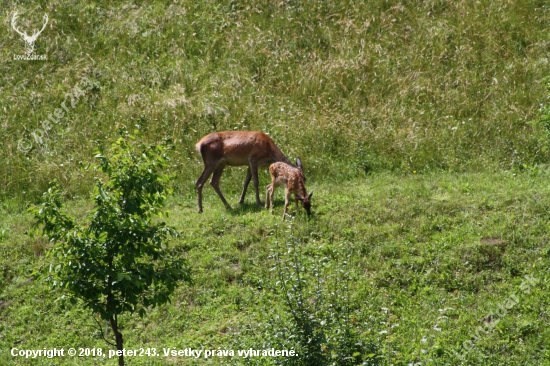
xmin=296 ymin=157 xmax=303 ymax=170
xmin=308 ymin=191 xmax=313 ymax=199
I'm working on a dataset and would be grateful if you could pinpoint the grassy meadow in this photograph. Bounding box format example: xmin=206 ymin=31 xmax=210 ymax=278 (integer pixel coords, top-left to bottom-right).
xmin=2 ymin=0 xmax=550 ymax=365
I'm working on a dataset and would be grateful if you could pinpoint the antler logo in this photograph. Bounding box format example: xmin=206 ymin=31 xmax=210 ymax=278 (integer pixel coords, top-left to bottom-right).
xmin=11 ymin=12 xmax=48 ymax=55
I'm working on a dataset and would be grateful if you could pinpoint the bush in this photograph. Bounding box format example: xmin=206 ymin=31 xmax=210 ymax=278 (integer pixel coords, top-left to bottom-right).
xmin=266 ymin=225 xmax=381 ymax=365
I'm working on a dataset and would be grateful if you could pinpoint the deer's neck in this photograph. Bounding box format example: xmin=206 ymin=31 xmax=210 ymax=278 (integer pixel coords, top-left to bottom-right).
xmin=272 ymin=146 xmax=292 ymax=166
xmin=296 ymin=178 xmax=308 ymax=198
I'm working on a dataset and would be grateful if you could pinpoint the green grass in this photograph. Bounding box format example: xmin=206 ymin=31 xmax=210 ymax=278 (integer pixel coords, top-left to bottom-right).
xmin=3 ymin=0 xmax=550 ymax=365
xmin=2 ymin=170 xmax=550 ymax=365
xmin=2 ymin=0 xmax=550 ymax=199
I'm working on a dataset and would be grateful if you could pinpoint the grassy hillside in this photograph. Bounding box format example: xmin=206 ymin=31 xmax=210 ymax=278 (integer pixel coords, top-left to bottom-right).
xmin=2 ymin=0 xmax=550 ymax=199
xmin=2 ymin=172 xmax=550 ymax=365
xmin=2 ymin=0 xmax=550 ymax=365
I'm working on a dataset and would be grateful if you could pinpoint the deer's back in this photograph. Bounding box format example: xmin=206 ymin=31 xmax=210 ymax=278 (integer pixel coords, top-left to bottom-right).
xmin=196 ymin=131 xmax=289 ymax=167
xmin=269 ymin=162 xmax=304 ymax=191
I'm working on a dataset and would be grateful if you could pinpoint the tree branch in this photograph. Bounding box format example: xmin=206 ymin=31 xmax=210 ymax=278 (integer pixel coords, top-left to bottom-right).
xmin=93 ymin=314 xmax=116 ymax=347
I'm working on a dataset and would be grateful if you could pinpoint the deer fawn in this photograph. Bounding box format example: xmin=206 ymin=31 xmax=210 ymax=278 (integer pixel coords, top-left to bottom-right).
xmin=195 ymin=131 xmax=302 ymax=213
xmin=266 ymin=158 xmax=312 ymax=221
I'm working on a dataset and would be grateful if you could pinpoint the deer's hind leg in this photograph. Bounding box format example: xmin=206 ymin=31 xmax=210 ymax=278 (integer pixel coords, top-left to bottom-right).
xmin=268 ymin=181 xmax=278 ymax=215
xmin=210 ymin=164 xmax=231 ymax=210
xmin=196 ymin=163 xmax=218 ymax=213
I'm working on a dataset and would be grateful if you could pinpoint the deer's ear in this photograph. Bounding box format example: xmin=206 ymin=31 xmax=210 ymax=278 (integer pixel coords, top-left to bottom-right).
xmin=296 ymin=157 xmax=303 ymax=170
xmin=308 ymin=191 xmax=313 ymax=199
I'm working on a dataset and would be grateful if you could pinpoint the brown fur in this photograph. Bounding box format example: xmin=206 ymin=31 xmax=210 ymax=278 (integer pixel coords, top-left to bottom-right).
xmin=266 ymin=161 xmax=312 ymax=221
xmin=195 ymin=131 xmax=294 ymax=213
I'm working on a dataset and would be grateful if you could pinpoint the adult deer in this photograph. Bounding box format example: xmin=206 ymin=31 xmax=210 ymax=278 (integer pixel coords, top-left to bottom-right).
xmin=266 ymin=159 xmax=313 ymax=221
xmin=195 ymin=131 xmax=301 ymax=213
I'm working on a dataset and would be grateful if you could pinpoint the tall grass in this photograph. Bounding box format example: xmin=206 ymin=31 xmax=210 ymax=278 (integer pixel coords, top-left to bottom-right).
xmin=2 ymin=0 xmax=550 ymax=200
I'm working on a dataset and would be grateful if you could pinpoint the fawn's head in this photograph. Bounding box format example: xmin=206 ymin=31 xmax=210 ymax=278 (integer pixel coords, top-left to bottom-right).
xmin=297 ymin=191 xmax=313 ymax=216
xmin=294 ymin=157 xmax=312 ymax=215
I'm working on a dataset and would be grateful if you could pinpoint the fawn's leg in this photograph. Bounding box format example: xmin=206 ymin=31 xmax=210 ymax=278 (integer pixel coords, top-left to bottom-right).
xmin=265 ymin=184 xmax=272 ymax=210
xmin=282 ymin=188 xmax=291 ymax=221
xmin=270 ymin=183 xmax=276 ymax=215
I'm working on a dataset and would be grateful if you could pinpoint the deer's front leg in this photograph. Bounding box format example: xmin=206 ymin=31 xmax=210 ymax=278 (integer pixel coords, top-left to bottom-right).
xmin=249 ymin=161 xmax=263 ymax=207
xmin=239 ymin=167 xmax=252 ymax=204
xmin=282 ymin=189 xmax=291 ymax=221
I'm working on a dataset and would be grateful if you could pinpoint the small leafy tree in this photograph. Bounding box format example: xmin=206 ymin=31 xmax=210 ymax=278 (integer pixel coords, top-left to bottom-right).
xmin=30 ymin=127 xmax=191 ymax=366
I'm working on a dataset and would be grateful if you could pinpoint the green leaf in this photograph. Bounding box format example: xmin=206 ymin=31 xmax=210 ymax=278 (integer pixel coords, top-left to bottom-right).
xmin=30 ymin=131 xmax=192 ymax=347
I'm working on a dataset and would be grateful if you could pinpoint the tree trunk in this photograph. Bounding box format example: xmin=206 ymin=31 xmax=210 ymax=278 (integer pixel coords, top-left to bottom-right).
xmin=109 ymin=314 xmax=124 ymax=366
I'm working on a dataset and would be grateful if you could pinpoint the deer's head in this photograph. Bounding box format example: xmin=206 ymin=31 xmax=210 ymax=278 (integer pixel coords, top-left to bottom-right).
xmin=297 ymin=191 xmax=313 ymax=216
